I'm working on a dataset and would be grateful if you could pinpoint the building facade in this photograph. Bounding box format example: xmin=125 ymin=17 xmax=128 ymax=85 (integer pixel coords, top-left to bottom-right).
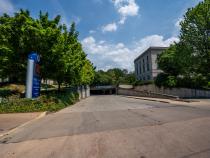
xmin=134 ymin=47 xmax=168 ymax=81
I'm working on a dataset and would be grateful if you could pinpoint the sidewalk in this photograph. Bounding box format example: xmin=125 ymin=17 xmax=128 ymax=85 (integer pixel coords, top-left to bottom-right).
xmin=0 ymin=112 xmax=44 ymax=137
xmin=124 ymin=96 xmax=210 ymax=109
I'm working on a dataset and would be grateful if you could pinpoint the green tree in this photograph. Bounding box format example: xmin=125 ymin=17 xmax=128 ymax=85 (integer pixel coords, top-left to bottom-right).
xmin=80 ymin=60 xmax=95 ymax=85
xmin=92 ymin=70 xmax=113 ymax=86
xmin=156 ymin=0 xmax=210 ymax=88
xmin=180 ymin=0 xmax=210 ymax=76
xmin=157 ymin=44 xmax=181 ymax=76
xmin=0 ymin=9 xmax=95 ymax=90
xmin=0 ymin=10 xmax=41 ymax=82
xmin=92 ymin=68 xmax=136 ymax=86
xmin=64 ymin=23 xmax=88 ymax=86
xmin=38 ymin=11 xmax=62 ymax=82
xmin=121 ymin=72 xmax=137 ymax=85
xmin=107 ymin=68 xmax=124 ymax=85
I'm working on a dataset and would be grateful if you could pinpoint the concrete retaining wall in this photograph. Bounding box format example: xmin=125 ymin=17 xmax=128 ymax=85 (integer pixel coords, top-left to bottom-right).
xmin=118 ymin=84 xmax=210 ymax=98
xmin=118 ymin=85 xmax=133 ymax=89
xmin=134 ymin=85 xmax=210 ymax=98
xmin=117 ymin=88 xmax=179 ymax=99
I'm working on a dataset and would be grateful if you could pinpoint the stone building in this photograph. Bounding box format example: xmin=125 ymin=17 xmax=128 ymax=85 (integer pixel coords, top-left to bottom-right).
xmin=134 ymin=47 xmax=168 ymax=81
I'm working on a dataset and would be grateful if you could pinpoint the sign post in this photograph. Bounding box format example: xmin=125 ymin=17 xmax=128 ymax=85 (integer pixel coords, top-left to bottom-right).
xmin=26 ymin=52 xmax=41 ymax=99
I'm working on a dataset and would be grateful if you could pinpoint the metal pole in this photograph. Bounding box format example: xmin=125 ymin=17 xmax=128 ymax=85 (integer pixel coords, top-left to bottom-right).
xmin=26 ymin=59 xmax=34 ymax=98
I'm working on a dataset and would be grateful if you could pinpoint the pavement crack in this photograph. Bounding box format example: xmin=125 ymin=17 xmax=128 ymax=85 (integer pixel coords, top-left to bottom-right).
xmin=128 ymin=109 xmax=163 ymax=126
xmin=181 ymin=148 xmax=210 ymax=158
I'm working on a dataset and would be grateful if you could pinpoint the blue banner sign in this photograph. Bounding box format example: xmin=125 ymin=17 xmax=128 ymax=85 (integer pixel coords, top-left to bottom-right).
xmin=26 ymin=52 xmax=41 ymax=98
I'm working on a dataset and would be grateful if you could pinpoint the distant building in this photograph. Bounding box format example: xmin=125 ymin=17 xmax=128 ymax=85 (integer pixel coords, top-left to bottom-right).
xmin=134 ymin=47 xmax=168 ymax=81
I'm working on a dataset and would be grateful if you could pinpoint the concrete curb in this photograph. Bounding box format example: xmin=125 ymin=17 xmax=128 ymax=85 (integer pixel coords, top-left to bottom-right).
xmin=123 ymin=96 xmax=170 ymax=104
xmin=0 ymin=111 xmax=47 ymax=138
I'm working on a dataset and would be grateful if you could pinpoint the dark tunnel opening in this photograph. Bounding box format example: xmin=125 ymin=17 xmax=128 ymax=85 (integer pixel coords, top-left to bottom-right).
xmin=90 ymin=89 xmax=116 ymax=95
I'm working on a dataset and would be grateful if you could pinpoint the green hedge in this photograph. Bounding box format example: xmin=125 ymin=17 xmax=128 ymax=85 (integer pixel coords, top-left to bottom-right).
xmin=155 ymin=73 xmax=209 ymax=89
xmin=0 ymin=91 xmax=79 ymax=113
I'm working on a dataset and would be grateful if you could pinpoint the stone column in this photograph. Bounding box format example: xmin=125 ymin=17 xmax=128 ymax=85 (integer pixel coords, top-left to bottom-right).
xmin=77 ymin=86 xmax=82 ymax=100
xmin=82 ymin=85 xmax=86 ymax=99
xmin=86 ymin=85 xmax=90 ymax=97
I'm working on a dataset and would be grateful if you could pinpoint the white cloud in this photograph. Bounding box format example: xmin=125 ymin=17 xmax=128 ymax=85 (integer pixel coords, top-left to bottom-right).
xmin=101 ymin=0 xmax=139 ymax=32
xmin=134 ymin=35 xmax=179 ymax=50
xmin=102 ymin=22 xmax=118 ymax=32
xmin=114 ymin=0 xmax=139 ymax=17
xmin=175 ymin=17 xmax=183 ymax=30
xmin=99 ymin=40 xmax=105 ymax=44
xmin=118 ymin=16 xmax=126 ymax=24
xmin=82 ymin=35 xmax=179 ymax=71
xmin=172 ymin=17 xmax=184 ymax=36
xmin=113 ymin=0 xmax=139 ymax=25
xmin=89 ymin=30 xmax=96 ymax=34
xmin=82 ymin=36 xmax=96 ymax=47
xmin=0 ymin=0 xmax=15 ymax=14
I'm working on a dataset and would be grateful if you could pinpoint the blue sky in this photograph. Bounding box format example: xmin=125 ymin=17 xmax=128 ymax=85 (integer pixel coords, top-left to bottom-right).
xmin=0 ymin=0 xmax=202 ymax=70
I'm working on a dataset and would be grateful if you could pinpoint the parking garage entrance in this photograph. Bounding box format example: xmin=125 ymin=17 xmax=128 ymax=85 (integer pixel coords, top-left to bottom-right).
xmin=90 ymin=85 xmax=116 ymax=95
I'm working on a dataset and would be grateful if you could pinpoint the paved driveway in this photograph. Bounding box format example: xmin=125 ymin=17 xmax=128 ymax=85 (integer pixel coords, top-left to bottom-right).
xmin=0 ymin=95 xmax=210 ymax=158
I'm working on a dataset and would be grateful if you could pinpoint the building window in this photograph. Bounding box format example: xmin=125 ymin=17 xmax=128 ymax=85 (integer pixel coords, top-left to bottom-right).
xmin=136 ymin=63 xmax=138 ymax=75
xmin=147 ymin=56 xmax=150 ymax=71
xmin=143 ymin=59 xmax=145 ymax=73
xmin=147 ymin=75 xmax=151 ymax=80
xmin=139 ymin=61 xmax=141 ymax=74
xmin=135 ymin=64 xmax=136 ymax=75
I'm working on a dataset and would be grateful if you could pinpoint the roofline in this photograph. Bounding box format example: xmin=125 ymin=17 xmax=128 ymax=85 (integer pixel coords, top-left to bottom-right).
xmin=134 ymin=46 xmax=168 ymax=62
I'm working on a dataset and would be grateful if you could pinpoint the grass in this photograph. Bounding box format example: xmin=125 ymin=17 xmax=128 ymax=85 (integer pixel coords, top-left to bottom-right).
xmin=0 ymin=88 xmax=79 ymax=113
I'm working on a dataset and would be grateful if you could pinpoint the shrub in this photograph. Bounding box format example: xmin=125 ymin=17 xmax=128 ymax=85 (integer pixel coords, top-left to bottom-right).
xmin=154 ymin=73 xmax=168 ymax=87
xmin=0 ymin=91 xmax=79 ymax=113
xmin=155 ymin=73 xmax=177 ymax=88
xmin=176 ymin=74 xmax=208 ymax=89
xmin=191 ymin=74 xmax=208 ymax=88
xmin=165 ymin=76 xmax=177 ymax=88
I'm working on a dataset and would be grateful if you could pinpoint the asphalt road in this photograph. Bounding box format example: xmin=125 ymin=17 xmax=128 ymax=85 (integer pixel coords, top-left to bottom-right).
xmin=0 ymin=95 xmax=210 ymax=158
